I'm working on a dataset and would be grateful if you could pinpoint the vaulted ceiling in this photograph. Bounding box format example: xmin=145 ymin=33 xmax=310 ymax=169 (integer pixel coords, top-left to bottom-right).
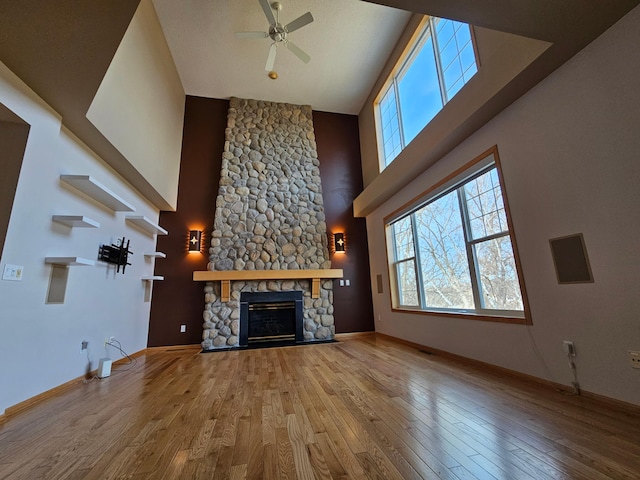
xmin=0 ymin=0 xmax=638 ymax=207
xmin=151 ymin=0 xmax=411 ymax=115
xmin=151 ymin=0 xmax=640 ymax=115
xmin=3 ymin=0 xmax=638 ymax=120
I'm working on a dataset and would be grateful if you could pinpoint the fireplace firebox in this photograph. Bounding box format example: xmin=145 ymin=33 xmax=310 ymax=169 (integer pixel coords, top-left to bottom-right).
xmin=239 ymin=291 xmax=303 ymax=347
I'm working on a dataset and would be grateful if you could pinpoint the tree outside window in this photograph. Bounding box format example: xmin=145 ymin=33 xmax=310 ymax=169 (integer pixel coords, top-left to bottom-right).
xmin=387 ymin=148 xmax=528 ymax=322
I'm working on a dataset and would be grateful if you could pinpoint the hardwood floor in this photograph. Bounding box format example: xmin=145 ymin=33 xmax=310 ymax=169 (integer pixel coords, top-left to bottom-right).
xmin=1 ymin=333 xmax=639 ymax=479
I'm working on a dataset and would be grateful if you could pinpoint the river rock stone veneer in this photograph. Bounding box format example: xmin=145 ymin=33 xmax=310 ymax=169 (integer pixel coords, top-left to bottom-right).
xmin=202 ymin=97 xmax=334 ymax=350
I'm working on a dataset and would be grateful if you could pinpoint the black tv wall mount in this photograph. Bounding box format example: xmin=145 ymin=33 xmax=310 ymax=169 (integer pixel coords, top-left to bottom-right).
xmin=98 ymin=237 xmax=132 ymax=274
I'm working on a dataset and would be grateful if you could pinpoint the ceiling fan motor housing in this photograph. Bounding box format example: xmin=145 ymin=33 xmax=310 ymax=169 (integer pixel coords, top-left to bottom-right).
xmin=269 ymin=24 xmax=287 ymax=43
xmin=236 ymin=0 xmax=314 ymax=70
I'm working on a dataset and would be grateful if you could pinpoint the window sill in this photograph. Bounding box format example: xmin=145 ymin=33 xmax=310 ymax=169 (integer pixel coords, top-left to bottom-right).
xmin=391 ymin=307 xmax=531 ymax=325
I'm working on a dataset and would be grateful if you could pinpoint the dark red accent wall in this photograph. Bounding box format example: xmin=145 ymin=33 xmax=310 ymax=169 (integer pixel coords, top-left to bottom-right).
xmin=314 ymin=111 xmax=374 ymax=333
xmin=148 ymin=97 xmax=228 ymax=347
xmin=148 ymin=98 xmax=374 ymax=346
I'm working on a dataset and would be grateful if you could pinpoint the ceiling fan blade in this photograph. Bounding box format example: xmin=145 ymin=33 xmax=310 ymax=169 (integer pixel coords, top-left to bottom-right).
xmin=258 ymin=0 xmax=276 ymax=25
xmin=286 ymin=41 xmax=310 ymax=64
xmin=236 ymin=31 xmax=268 ymax=39
xmin=285 ymin=12 xmax=313 ymax=33
xmin=265 ymin=43 xmax=277 ymax=71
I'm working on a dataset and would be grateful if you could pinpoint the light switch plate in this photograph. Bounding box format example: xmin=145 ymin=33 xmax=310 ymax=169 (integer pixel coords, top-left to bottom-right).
xmin=3 ymin=264 xmax=24 ymax=281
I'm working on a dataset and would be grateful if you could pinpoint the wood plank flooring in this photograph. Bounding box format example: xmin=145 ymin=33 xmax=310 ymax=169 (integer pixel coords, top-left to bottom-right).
xmin=1 ymin=333 xmax=639 ymax=479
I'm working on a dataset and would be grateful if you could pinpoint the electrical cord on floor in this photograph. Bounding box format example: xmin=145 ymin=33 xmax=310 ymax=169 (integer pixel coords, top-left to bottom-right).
xmin=527 ymin=325 xmax=581 ymax=396
xmin=82 ymin=347 xmax=98 ymax=383
xmin=106 ymin=339 xmax=137 ymax=373
xmin=565 ymin=353 xmax=581 ymax=396
xmin=526 ymin=325 xmax=555 ymax=381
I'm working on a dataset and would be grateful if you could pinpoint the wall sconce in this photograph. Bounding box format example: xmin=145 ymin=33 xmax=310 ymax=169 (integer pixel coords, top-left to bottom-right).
xmin=188 ymin=230 xmax=202 ymax=253
xmin=333 ymin=232 xmax=346 ymax=253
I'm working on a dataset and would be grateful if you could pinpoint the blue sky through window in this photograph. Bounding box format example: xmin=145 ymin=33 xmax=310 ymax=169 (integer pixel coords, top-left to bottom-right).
xmin=399 ymin=34 xmax=442 ymax=145
xmin=378 ymin=17 xmax=477 ymax=168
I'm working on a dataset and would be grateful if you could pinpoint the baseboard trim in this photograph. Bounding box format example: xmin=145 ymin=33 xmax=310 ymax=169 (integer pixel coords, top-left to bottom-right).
xmin=335 ymin=331 xmax=375 ymax=340
xmin=4 ymin=348 xmax=147 ymax=419
xmin=375 ymin=332 xmax=640 ymax=414
xmin=146 ymin=344 xmax=202 ymax=352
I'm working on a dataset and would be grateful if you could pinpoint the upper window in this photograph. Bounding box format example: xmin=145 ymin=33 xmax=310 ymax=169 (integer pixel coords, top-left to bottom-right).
xmin=386 ymin=147 xmax=530 ymax=323
xmin=377 ymin=17 xmax=478 ymax=169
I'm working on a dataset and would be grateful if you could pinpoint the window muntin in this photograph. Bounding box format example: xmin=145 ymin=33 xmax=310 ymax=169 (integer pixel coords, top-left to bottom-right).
xmin=395 ymin=259 xmax=419 ymax=307
xmin=392 ymin=216 xmax=414 ymax=260
xmin=379 ymin=85 xmax=402 ymax=163
xmin=391 ymin=217 xmax=419 ymax=307
xmin=474 ymin=236 xmax=523 ymax=311
xmin=464 ymin=169 xmax=507 ymax=240
xmin=435 ymin=18 xmax=478 ymax=98
xmin=415 ymin=190 xmax=474 ymax=309
xmin=377 ymin=17 xmax=477 ymax=169
xmin=386 ymin=151 xmax=526 ymax=320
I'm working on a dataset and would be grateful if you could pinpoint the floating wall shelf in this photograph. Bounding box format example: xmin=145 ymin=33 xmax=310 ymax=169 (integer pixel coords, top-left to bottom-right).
xmin=45 ymin=257 xmax=95 ymax=266
xmin=143 ymin=252 xmax=167 ymax=258
xmin=60 ymin=175 xmax=136 ymax=212
xmin=142 ymin=275 xmax=164 ymax=281
xmin=125 ymin=216 xmax=168 ymax=236
xmin=52 ymin=215 xmax=100 ymax=228
xmin=45 ymin=256 xmax=95 ymax=304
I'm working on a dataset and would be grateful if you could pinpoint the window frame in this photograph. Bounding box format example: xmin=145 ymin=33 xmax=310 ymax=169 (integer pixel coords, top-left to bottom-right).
xmin=384 ymin=146 xmax=532 ymax=325
xmin=374 ymin=16 xmax=479 ymax=171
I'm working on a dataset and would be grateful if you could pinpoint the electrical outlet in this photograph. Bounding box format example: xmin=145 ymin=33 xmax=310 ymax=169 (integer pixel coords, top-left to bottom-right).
xmin=629 ymin=351 xmax=640 ymax=369
xmin=81 ymin=340 xmax=88 ymax=351
xmin=563 ymin=341 xmax=576 ymax=357
xmin=180 ymin=324 xmax=186 ymax=333
xmin=104 ymin=336 xmax=115 ymax=347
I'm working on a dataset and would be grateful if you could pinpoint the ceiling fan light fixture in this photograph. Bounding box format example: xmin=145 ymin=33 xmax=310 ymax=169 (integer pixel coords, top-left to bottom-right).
xmin=268 ymin=71 xmax=278 ymax=80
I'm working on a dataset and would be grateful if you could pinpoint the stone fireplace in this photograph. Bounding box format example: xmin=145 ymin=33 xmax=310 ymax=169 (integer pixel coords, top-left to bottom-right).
xmin=198 ymin=97 xmax=340 ymax=350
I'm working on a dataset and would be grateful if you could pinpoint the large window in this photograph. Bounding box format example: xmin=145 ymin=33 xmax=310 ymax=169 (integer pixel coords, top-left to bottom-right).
xmin=377 ymin=16 xmax=478 ymax=169
xmin=386 ymin=148 xmax=529 ymax=323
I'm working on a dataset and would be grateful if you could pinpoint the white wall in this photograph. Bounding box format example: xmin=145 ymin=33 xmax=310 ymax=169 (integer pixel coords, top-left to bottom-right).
xmin=365 ymin=6 xmax=640 ymax=405
xmin=87 ymin=0 xmax=185 ymax=211
xmin=0 ymin=61 xmax=163 ymax=414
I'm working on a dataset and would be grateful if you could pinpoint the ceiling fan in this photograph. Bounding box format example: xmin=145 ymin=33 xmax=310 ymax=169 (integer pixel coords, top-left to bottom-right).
xmin=235 ymin=0 xmax=314 ymax=71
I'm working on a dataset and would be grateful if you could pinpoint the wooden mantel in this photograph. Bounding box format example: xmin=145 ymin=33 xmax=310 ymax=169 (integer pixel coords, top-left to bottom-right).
xmin=193 ymin=269 xmax=344 ymax=302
